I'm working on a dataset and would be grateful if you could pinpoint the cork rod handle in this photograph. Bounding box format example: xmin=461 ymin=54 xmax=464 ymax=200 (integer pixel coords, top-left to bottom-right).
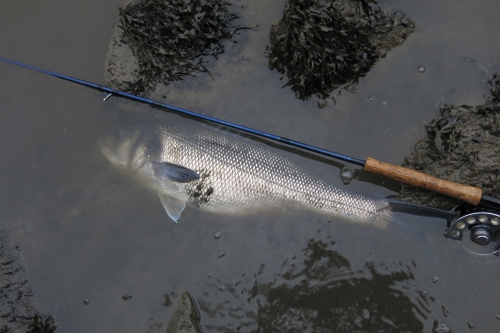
xmin=364 ymin=157 xmax=483 ymax=205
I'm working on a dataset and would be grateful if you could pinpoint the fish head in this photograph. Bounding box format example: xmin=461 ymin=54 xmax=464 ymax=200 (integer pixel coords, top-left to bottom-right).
xmin=100 ymin=127 xmax=164 ymax=172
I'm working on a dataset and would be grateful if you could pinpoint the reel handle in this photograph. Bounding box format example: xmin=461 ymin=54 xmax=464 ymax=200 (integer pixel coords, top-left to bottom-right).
xmin=364 ymin=157 xmax=483 ymax=205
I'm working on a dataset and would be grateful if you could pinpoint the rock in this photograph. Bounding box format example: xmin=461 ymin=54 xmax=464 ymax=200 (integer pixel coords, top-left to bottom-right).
xmin=166 ymin=292 xmax=204 ymax=333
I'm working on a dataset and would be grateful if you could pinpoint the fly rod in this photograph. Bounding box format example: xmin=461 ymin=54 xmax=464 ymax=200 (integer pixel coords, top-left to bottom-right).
xmin=1 ymin=56 xmax=498 ymax=209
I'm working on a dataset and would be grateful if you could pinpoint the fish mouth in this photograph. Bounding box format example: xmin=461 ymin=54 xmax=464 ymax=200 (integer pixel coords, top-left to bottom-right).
xmin=98 ymin=137 xmax=115 ymax=164
xmin=98 ymin=140 xmax=110 ymax=158
xmin=99 ymin=129 xmax=156 ymax=172
xmin=98 ymin=135 xmax=130 ymax=169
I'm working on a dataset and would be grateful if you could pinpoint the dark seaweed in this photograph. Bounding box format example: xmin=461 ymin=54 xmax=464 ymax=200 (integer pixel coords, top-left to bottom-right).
xmin=266 ymin=0 xmax=414 ymax=100
xmin=117 ymin=0 xmax=246 ymax=96
xmin=27 ymin=314 xmax=57 ymax=333
xmin=399 ymin=72 xmax=500 ymax=210
xmin=0 ymin=226 xmax=57 ymax=332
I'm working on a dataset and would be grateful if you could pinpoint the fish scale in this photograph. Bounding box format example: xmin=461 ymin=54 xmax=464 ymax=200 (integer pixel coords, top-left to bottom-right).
xmin=100 ymin=123 xmax=393 ymax=225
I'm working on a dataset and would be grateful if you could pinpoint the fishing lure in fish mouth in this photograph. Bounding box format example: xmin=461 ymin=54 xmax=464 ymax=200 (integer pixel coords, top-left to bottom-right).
xmin=1 ymin=55 xmax=499 ymax=256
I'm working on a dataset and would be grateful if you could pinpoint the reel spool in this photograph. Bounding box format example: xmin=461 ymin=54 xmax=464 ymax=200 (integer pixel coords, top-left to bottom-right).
xmin=445 ymin=212 xmax=500 ymax=256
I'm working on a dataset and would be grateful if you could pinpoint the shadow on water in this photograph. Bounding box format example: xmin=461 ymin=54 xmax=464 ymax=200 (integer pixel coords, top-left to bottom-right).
xmin=197 ymin=239 xmax=425 ymax=333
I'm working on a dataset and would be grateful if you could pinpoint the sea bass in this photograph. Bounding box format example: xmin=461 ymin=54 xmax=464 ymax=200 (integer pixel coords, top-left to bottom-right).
xmin=100 ymin=122 xmax=392 ymax=225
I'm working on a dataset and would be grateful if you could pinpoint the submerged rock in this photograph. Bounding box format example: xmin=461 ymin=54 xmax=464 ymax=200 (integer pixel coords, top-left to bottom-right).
xmin=399 ymin=72 xmax=500 ymax=210
xmin=432 ymin=320 xmax=452 ymax=333
xmin=266 ymin=0 xmax=414 ymax=100
xmin=166 ymin=292 xmax=203 ymax=333
xmin=106 ymin=0 xmax=246 ymax=96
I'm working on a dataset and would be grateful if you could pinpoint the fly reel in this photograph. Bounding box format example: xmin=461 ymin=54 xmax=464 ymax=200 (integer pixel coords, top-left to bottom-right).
xmin=445 ymin=211 xmax=500 ymax=256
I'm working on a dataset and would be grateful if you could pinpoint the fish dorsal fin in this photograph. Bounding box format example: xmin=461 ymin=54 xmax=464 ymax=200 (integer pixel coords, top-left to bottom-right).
xmin=152 ymin=162 xmax=200 ymax=183
xmin=159 ymin=194 xmax=186 ymax=223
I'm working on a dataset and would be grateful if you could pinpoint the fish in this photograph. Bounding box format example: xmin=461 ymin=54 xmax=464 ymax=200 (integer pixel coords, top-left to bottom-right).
xmin=100 ymin=121 xmax=394 ymax=225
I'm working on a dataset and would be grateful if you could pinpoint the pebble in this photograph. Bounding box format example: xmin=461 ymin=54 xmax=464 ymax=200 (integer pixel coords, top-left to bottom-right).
xmin=433 ymin=322 xmax=452 ymax=333
xmin=340 ymin=167 xmax=354 ymax=185
xmin=418 ymin=66 xmax=425 ymax=73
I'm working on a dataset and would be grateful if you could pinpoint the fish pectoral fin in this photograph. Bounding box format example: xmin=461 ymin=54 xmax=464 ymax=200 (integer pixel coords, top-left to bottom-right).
xmin=153 ymin=162 xmax=200 ymax=183
xmin=158 ymin=194 xmax=186 ymax=223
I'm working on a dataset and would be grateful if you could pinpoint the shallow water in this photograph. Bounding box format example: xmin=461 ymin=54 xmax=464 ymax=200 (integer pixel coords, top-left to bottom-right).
xmin=1 ymin=0 xmax=500 ymax=332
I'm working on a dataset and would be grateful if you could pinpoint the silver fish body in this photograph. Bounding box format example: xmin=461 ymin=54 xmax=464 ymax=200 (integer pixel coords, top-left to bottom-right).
xmin=101 ymin=122 xmax=392 ymax=225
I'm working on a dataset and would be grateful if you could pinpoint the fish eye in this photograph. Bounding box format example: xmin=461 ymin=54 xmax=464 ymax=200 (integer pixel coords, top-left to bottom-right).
xmin=114 ymin=129 xmax=126 ymax=141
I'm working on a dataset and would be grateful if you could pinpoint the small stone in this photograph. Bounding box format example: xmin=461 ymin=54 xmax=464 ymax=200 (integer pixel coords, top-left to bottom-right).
xmin=420 ymin=291 xmax=428 ymax=298
xmin=340 ymin=167 xmax=354 ymax=185
xmin=214 ymin=232 xmax=221 ymax=240
xmin=433 ymin=322 xmax=452 ymax=333
xmin=467 ymin=322 xmax=475 ymax=329
xmin=368 ymin=96 xmax=373 ymax=101
xmin=495 ymin=314 xmax=500 ymax=320
xmin=418 ymin=66 xmax=425 ymax=73
xmin=207 ymin=273 xmax=212 ymax=278
xmin=433 ymin=277 xmax=439 ymax=283
xmin=218 ymin=251 xmax=226 ymax=258
xmin=122 ymin=294 xmax=132 ymax=300
xmin=83 ymin=299 xmax=89 ymax=305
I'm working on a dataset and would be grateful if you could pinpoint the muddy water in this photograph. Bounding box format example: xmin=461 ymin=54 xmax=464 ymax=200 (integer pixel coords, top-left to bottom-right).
xmin=1 ymin=0 xmax=500 ymax=332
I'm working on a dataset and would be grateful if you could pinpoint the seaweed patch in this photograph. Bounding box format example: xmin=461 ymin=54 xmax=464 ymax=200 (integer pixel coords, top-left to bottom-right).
xmin=0 ymin=226 xmax=57 ymax=332
xmin=399 ymin=69 xmax=500 ymax=210
xmin=187 ymin=171 xmax=213 ymax=206
xmin=266 ymin=0 xmax=414 ymax=100
xmin=110 ymin=0 xmax=247 ymax=96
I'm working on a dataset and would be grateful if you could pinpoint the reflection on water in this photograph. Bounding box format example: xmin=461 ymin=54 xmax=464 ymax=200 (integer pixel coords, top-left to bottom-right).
xmin=198 ymin=239 xmax=425 ymax=332
xmin=257 ymin=240 xmax=423 ymax=332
